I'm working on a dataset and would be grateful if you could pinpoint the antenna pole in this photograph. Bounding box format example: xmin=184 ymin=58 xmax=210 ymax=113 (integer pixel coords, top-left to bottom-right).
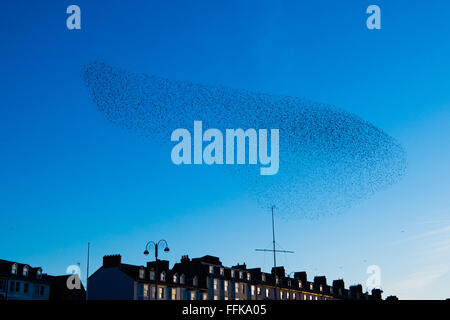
xmin=271 ymin=206 xmax=278 ymax=300
xmin=86 ymin=242 xmax=90 ymax=300
xmin=255 ymin=206 xmax=294 ymax=300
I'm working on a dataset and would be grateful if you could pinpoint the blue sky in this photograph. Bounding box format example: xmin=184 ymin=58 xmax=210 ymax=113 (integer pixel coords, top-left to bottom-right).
xmin=1 ymin=0 xmax=449 ymax=299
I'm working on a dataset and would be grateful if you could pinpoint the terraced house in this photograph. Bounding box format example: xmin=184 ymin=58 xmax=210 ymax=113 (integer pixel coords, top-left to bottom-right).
xmin=0 ymin=259 xmax=86 ymax=300
xmin=88 ymin=254 xmax=383 ymax=300
xmin=0 ymin=259 xmax=49 ymax=300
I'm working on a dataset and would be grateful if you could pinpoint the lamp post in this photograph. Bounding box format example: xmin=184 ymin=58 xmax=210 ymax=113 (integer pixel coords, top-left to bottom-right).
xmin=143 ymin=240 xmax=170 ymax=300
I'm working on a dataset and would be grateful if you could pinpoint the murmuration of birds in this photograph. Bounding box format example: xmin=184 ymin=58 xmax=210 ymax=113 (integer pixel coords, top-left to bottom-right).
xmin=83 ymin=62 xmax=406 ymax=219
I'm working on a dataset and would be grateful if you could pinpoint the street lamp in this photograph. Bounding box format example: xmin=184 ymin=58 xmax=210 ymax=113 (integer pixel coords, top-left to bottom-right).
xmin=143 ymin=240 xmax=170 ymax=300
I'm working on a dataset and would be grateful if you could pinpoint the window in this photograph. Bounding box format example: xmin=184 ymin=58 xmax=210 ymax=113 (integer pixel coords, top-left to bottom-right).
xmin=288 ymin=280 xmax=291 ymax=287
xmin=303 ymin=295 xmax=307 ymax=300
xmin=203 ymin=293 xmax=208 ymax=300
xmin=150 ymin=271 xmax=155 ymax=280
xmin=280 ymin=291 xmax=283 ymax=299
xmin=310 ymin=283 xmax=313 ymax=290
xmin=224 ymin=280 xmax=228 ymax=292
xmin=247 ymin=273 xmax=251 ymax=281
xmin=180 ymin=274 xmax=185 ymax=284
xmin=11 ymin=264 xmax=17 ymax=275
xmin=10 ymin=281 xmax=14 ymax=292
xmin=235 ymin=284 xmax=239 ymax=293
xmin=16 ymin=282 xmax=21 ymax=292
xmin=209 ymin=265 xmax=214 ymax=274
xmin=257 ymin=287 xmax=261 ymax=295
xmin=261 ymin=274 xmax=266 ymax=282
xmin=23 ymin=266 xmax=29 ymax=277
xmin=286 ymin=292 xmax=290 ymax=300
xmin=36 ymin=269 xmax=42 ymax=279
xmin=220 ymin=268 xmax=224 ymax=276
xmin=275 ymin=276 xmax=279 ymax=284
xmin=171 ymin=288 xmax=177 ymax=300
xmin=24 ymin=283 xmax=29 ymax=294
xmin=143 ymin=284 xmax=149 ymax=297
xmin=190 ymin=291 xmax=196 ymax=300
xmin=293 ymin=293 xmax=296 ymax=299
xmin=39 ymin=286 xmax=44 ymax=296
xmin=158 ymin=287 xmax=164 ymax=299
xmin=173 ymin=274 xmax=178 ymax=283
xmin=231 ymin=270 xmax=235 ymax=278
xmin=160 ymin=271 xmax=166 ymax=282
xmin=266 ymin=288 xmax=270 ymax=297
xmin=298 ymin=280 xmax=302 ymax=288
xmin=251 ymin=285 xmax=255 ymax=295
xmin=320 ymin=285 xmax=323 ymax=292
xmin=151 ymin=286 xmax=156 ymax=299
xmin=193 ymin=276 xmax=198 ymax=286
xmin=139 ymin=268 xmax=145 ymax=279
xmin=213 ymin=279 xmax=218 ymax=290
xmin=214 ymin=295 xmax=219 ymax=300
xmin=239 ymin=271 xmax=243 ymax=279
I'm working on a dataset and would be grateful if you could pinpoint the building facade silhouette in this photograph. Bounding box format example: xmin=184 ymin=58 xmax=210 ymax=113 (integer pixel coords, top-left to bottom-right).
xmin=88 ymin=254 xmax=383 ymax=300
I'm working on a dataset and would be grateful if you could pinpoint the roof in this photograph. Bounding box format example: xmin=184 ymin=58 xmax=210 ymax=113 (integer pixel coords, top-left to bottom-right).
xmin=0 ymin=259 xmax=47 ymax=283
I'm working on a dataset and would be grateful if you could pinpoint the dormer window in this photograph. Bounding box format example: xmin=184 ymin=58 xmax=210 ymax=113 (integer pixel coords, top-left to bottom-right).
xmin=298 ymin=280 xmax=302 ymax=288
xmin=139 ymin=268 xmax=145 ymax=279
xmin=36 ymin=268 xmax=42 ymax=279
xmin=209 ymin=265 xmax=214 ymax=274
xmin=193 ymin=276 xmax=198 ymax=286
xmin=23 ymin=266 xmax=29 ymax=277
xmin=11 ymin=263 xmax=17 ymax=275
xmin=239 ymin=271 xmax=243 ymax=279
xmin=160 ymin=271 xmax=166 ymax=282
xmin=320 ymin=285 xmax=323 ymax=292
xmin=180 ymin=274 xmax=185 ymax=284
xmin=247 ymin=273 xmax=251 ymax=281
xmin=309 ymin=283 xmax=313 ymax=290
xmin=150 ymin=270 xmax=155 ymax=280
xmin=288 ymin=280 xmax=291 ymax=287
xmin=231 ymin=270 xmax=235 ymax=278
xmin=173 ymin=274 xmax=178 ymax=283
xmin=275 ymin=276 xmax=279 ymax=284
xmin=220 ymin=268 xmax=224 ymax=276
xmin=261 ymin=274 xmax=266 ymax=282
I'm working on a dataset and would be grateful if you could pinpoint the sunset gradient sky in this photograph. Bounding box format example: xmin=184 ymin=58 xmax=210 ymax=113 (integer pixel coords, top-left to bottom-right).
xmin=0 ymin=0 xmax=449 ymax=299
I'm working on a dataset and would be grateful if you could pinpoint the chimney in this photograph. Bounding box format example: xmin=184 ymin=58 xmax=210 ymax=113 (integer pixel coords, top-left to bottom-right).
xmin=271 ymin=266 xmax=285 ymax=278
xmin=371 ymin=288 xmax=383 ymax=300
xmin=181 ymin=255 xmax=190 ymax=263
xmin=147 ymin=260 xmax=170 ymax=271
xmin=350 ymin=284 xmax=363 ymax=299
xmin=232 ymin=263 xmax=247 ymax=270
xmin=294 ymin=271 xmax=307 ymax=283
xmin=314 ymin=276 xmax=327 ymax=286
xmin=103 ymin=255 xmax=121 ymax=268
xmin=332 ymin=279 xmax=345 ymax=295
